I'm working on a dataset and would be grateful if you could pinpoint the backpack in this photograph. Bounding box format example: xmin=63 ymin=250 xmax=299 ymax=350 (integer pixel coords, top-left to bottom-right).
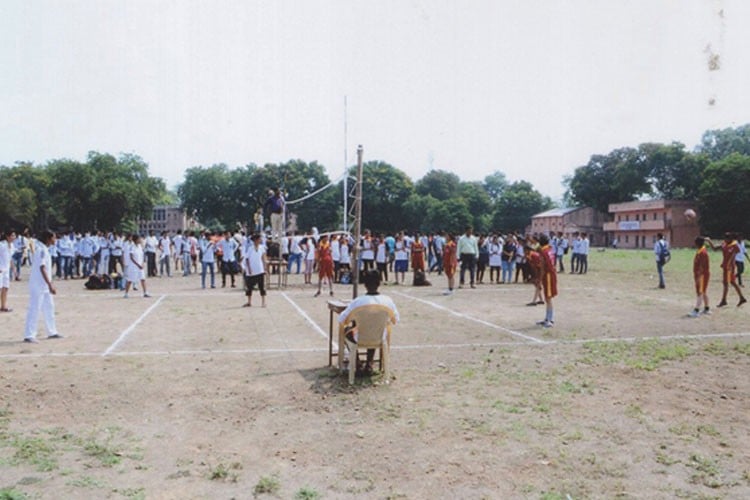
xmin=413 ymin=269 xmax=432 ymax=287
xmin=339 ymin=271 xmax=351 ymax=284
xmin=659 ymin=241 xmax=671 ymax=264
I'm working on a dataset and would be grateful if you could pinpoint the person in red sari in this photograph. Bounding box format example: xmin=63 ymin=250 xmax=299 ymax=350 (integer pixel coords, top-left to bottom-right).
xmin=442 ymin=233 xmax=458 ymax=295
xmin=524 ymin=237 xmax=544 ymax=307
xmin=707 ymin=232 xmax=747 ymax=307
xmin=536 ymin=233 xmax=557 ymax=328
xmin=314 ymin=234 xmax=335 ymax=297
xmin=411 ymin=233 xmax=426 ymax=273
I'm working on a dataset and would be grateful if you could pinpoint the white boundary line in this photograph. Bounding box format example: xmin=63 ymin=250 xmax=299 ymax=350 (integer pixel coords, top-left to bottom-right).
xmin=391 ymin=290 xmax=546 ymax=344
xmin=102 ymin=295 xmax=167 ymax=356
xmin=2 ymin=330 xmax=750 ymax=360
xmin=280 ymin=291 xmax=331 ymax=341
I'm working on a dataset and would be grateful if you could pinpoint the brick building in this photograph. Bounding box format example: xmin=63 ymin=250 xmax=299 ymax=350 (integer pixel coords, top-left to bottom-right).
xmin=603 ymin=199 xmax=699 ymax=249
xmin=529 ymin=207 xmax=607 ymax=246
xmin=137 ymin=205 xmax=201 ymax=235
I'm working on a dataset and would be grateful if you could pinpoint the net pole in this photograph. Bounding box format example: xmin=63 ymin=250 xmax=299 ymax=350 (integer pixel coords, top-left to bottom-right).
xmin=343 ymin=96 xmax=348 ymax=233
xmin=351 ymin=144 xmax=363 ymax=299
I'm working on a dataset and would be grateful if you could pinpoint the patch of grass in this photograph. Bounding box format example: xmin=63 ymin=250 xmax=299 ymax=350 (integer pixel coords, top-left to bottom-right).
xmin=688 ymin=454 xmax=723 ymax=488
xmin=116 ymin=487 xmax=145 ymax=499
xmin=0 ymin=489 xmax=27 ymax=500
xmin=492 ymin=400 xmax=524 ymax=414
xmin=208 ymin=462 xmax=240 ymax=482
xmin=253 ymin=475 xmax=280 ymax=495
xmin=655 ymin=451 xmax=680 ymax=466
xmin=294 ymin=487 xmax=321 ymax=500
xmin=83 ymin=439 xmax=122 ymax=467
xmin=66 ymin=475 xmax=107 ymax=488
xmin=539 ymin=492 xmax=568 ymax=500
xmin=10 ymin=435 xmax=57 ymax=472
xmin=580 ymin=339 xmax=692 ymax=371
xmin=733 ymin=343 xmax=750 ymax=356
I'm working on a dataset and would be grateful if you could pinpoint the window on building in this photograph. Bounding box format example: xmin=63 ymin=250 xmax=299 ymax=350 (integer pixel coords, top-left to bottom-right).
xmin=653 ymin=213 xmax=657 ymax=220
xmin=625 ymin=215 xmax=629 ymax=221
xmin=635 ymin=214 xmax=640 ymax=221
xmin=625 ymin=235 xmax=629 ymax=243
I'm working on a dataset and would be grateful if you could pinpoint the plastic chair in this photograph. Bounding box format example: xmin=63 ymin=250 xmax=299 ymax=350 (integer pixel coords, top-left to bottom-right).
xmin=338 ymin=304 xmax=396 ymax=384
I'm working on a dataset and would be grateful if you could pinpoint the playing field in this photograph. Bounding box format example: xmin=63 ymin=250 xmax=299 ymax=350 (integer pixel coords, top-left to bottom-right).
xmin=1 ymin=249 xmax=749 ymax=499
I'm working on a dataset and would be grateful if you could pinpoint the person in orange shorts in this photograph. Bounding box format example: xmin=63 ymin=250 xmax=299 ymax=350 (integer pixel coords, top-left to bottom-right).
xmin=689 ymin=236 xmax=711 ymax=317
xmin=707 ymin=232 xmax=747 ymax=308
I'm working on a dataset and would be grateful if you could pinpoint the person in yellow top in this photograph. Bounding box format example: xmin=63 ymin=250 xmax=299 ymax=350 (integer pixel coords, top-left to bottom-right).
xmin=689 ymin=236 xmax=711 ymax=317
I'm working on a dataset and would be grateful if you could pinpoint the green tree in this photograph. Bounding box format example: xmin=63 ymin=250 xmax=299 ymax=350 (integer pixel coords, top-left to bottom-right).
xmin=178 ymin=164 xmax=233 ymax=229
xmin=493 ymin=181 xmax=554 ymax=233
xmin=699 ymin=124 xmax=750 ymax=161
xmin=638 ymin=142 xmax=708 ymax=200
xmin=346 ymin=161 xmax=414 ymax=234
xmin=565 ymin=147 xmax=651 ymax=213
xmin=415 ymin=169 xmax=461 ymax=200
xmin=483 ymin=171 xmax=509 ymax=202
xmin=698 ymin=153 xmax=750 ymax=236
xmin=459 ymin=181 xmax=492 ymax=233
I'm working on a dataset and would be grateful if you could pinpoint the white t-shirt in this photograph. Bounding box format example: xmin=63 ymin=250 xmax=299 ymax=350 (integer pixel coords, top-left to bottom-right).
xmin=361 ymin=238 xmax=375 ymax=260
xmin=30 ymin=242 xmax=52 ymax=290
xmin=395 ymin=240 xmax=408 ymax=261
xmin=340 ymin=244 xmax=350 ymax=265
xmin=159 ymin=236 xmax=171 ymax=257
xmin=244 ymin=243 xmax=266 ymax=276
xmin=376 ymin=243 xmax=387 ymax=264
xmin=338 ymin=293 xmax=400 ymax=341
xmin=331 ymin=239 xmax=341 ymax=261
xmin=201 ymin=239 xmax=216 ymax=263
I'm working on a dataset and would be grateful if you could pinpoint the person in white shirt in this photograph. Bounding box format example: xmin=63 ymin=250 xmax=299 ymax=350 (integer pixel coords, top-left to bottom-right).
xmin=57 ymin=233 xmax=75 ymax=280
xmin=303 ymin=234 xmax=316 ymax=285
xmin=124 ymin=234 xmax=150 ymax=298
xmin=735 ymin=236 xmax=748 ymax=287
xmin=98 ymin=232 xmax=111 ymax=276
xmin=242 ymin=233 xmax=267 ymax=307
xmin=23 ymin=231 xmax=63 ymax=343
xmin=110 ymin=233 xmax=124 ymax=275
xmin=219 ymin=231 xmax=238 ymax=287
xmin=144 ymin=230 xmax=158 ymax=277
xmin=79 ymin=231 xmax=97 ymax=277
xmin=0 ymin=229 xmax=16 ymax=312
xmin=488 ymin=234 xmax=502 ymax=284
xmin=337 ymin=270 xmax=399 ymax=374
xmin=158 ymin=231 xmax=171 ymax=277
xmin=331 ymin=234 xmax=341 ymax=282
xmin=578 ymin=233 xmax=590 ymax=274
xmin=375 ymin=235 xmax=389 ymax=283
xmin=200 ymin=231 xmax=217 ymax=289
xmin=287 ymin=233 xmax=303 ymax=274
xmin=172 ymin=231 xmax=184 ymax=274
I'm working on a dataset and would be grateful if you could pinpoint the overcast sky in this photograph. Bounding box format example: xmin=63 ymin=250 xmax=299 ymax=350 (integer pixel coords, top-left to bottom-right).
xmin=2 ymin=0 xmax=749 ymax=201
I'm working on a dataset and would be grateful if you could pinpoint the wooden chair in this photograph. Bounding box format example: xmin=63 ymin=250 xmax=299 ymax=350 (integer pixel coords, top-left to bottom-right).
xmin=338 ymin=304 xmax=396 ymax=384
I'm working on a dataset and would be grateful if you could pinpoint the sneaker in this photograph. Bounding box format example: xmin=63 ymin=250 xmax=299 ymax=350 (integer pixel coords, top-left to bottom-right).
xmin=526 ymin=302 xmax=537 ymax=306
xmin=701 ymin=309 xmax=711 ymax=316
xmin=536 ymin=319 xmax=547 ymax=325
xmin=143 ymin=293 xmax=151 ymax=298
xmin=688 ymin=310 xmax=700 ymax=318
xmin=47 ymin=334 xmax=64 ymax=339
xmin=123 ymin=293 xmax=129 ymax=299
xmin=442 ymin=289 xmax=453 ymax=296
xmin=23 ymin=337 xmax=39 ymax=344
xmin=542 ymin=320 xmax=554 ymax=328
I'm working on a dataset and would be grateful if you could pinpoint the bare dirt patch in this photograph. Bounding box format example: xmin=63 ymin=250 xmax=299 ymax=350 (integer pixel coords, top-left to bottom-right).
xmin=1 ymin=249 xmax=749 ymax=499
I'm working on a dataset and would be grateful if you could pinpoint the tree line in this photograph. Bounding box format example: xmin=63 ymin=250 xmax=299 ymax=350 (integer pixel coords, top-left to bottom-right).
xmin=565 ymin=124 xmax=750 ymax=235
xmin=2 ymin=123 xmax=749 ymax=237
xmin=0 ymin=152 xmax=169 ymax=233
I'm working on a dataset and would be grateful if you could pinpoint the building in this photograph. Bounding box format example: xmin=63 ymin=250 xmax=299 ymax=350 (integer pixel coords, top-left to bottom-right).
xmin=604 ymin=199 xmax=699 ymax=249
xmin=529 ymin=207 xmax=607 ymax=246
xmin=137 ymin=205 xmax=201 ymax=235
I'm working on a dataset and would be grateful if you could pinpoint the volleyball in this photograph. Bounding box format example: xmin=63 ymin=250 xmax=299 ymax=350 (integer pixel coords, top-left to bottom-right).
xmin=684 ymin=208 xmax=696 ymax=221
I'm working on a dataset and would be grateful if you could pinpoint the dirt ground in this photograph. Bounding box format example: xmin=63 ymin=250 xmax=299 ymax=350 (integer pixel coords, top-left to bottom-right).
xmin=1 ymin=249 xmax=749 ymax=499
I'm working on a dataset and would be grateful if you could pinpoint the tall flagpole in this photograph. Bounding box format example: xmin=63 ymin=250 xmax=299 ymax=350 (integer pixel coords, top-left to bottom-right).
xmin=343 ymin=96 xmax=348 ymax=233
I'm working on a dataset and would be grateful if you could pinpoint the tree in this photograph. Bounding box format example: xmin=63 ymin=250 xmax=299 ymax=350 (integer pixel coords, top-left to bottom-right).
xmin=178 ymin=164 xmax=233 ymax=229
xmin=459 ymin=181 xmax=492 ymax=233
xmin=346 ymin=161 xmax=414 ymax=234
xmin=493 ymin=181 xmax=554 ymax=233
xmin=698 ymin=153 xmax=750 ymax=236
xmin=638 ymin=142 xmax=708 ymax=200
xmin=565 ymin=147 xmax=651 ymax=213
xmin=698 ymin=124 xmax=750 ymax=161
xmin=483 ymin=171 xmax=509 ymax=202
xmin=415 ymin=169 xmax=461 ymax=200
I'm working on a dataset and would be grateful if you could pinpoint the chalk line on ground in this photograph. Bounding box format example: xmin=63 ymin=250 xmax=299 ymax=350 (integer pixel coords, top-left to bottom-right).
xmin=102 ymin=295 xmax=167 ymax=356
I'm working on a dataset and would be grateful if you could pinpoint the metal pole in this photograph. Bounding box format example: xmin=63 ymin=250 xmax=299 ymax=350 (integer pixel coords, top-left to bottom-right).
xmin=343 ymin=96 xmax=348 ymax=233
xmin=352 ymin=144 xmax=363 ymax=299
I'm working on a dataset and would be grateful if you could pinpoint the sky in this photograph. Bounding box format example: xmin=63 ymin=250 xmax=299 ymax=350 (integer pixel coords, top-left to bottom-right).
xmin=2 ymin=0 xmax=749 ymax=202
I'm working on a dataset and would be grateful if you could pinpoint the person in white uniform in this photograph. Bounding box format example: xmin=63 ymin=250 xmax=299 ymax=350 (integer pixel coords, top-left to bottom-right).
xmin=242 ymin=233 xmax=267 ymax=307
xmin=0 ymin=229 xmax=16 ymax=312
xmin=124 ymin=234 xmax=150 ymax=298
xmin=23 ymin=231 xmax=62 ymax=343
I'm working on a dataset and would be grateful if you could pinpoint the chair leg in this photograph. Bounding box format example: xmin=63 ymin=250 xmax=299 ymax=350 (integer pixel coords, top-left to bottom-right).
xmin=382 ymin=343 xmax=389 ymax=383
xmin=347 ymin=341 xmax=356 ymax=384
